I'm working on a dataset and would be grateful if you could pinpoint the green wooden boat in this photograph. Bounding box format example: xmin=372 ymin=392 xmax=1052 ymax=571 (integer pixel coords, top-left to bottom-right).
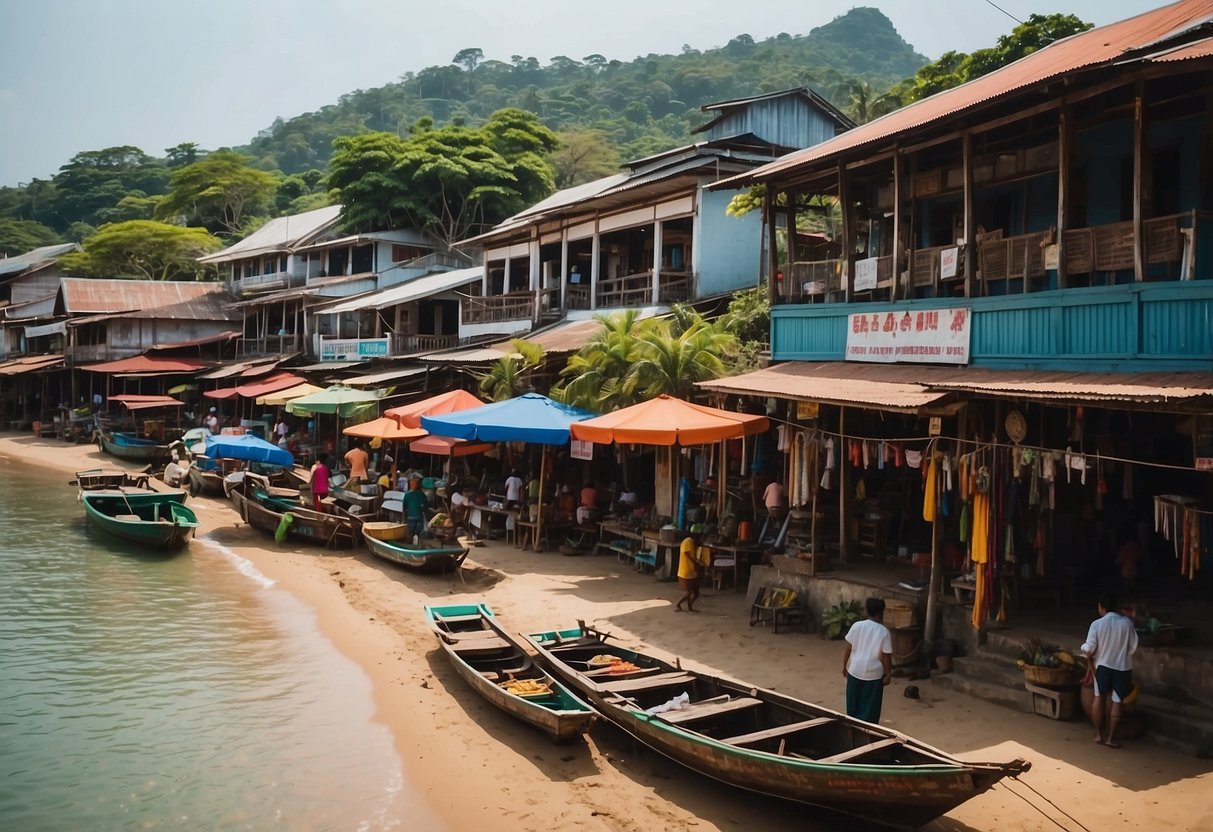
xmin=364 ymin=523 xmax=468 ymax=573
xmin=81 ymin=489 xmax=199 ymax=550
xmin=527 ymin=622 xmax=1030 ymax=829
xmin=425 ymin=603 xmax=595 ymax=743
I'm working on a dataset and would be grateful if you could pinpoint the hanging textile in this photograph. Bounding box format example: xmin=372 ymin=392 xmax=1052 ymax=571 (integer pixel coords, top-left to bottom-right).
xmin=922 ymin=455 xmax=938 ymax=522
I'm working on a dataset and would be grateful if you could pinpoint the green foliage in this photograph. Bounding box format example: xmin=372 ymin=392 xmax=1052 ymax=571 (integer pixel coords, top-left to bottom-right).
xmin=39 ymin=146 xmax=170 ymax=231
xmin=0 ymin=218 xmax=62 ymax=257
xmin=552 ymin=128 xmax=621 ymax=188
xmin=822 ymin=600 xmax=862 ymax=639
xmin=478 ymin=338 xmax=547 ymax=401
xmin=555 ymin=310 xmax=648 ymax=412
xmin=905 ymin=14 xmax=1092 ymax=102
xmin=157 ymin=150 xmax=280 ymax=236
xmin=1018 ymin=638 xmax=1062 ymax=668
xmin=58 ymin=220 xmax=222 ymax=281
xmin=718 ymin=286 xmax=770 ymax=346
xmin=328 ymin=109 xmax=555 ymax=245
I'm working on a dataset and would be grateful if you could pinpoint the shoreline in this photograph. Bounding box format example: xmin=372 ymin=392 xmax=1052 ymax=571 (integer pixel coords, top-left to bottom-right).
xmin=11 ymin=433 xmax=1210 ymax=831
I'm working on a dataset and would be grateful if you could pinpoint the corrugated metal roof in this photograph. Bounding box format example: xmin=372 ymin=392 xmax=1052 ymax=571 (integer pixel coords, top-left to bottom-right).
xmin=417 ymin=346 xmax=507 ymax=365
xmin=81 ymin=356 xmax=209 ymax=374
xmin=315 ymin=267 xmax=482 ymax=315
xmin=341 ymin=365 xmax=427 ymax=386
xmin=727 ymin=0 xmax=1213 ymax=189
xmin=923 ymin=368 xmax=1213 ymax=402
xmin=695 ymin=86 xmax=855 ymax=132
xmin=59 ymin=278 xmax=222 ymax=315
xmin=698 ymin=362 xmax=948 ymax=411
xmin=66 ymin=287 xmax=238 ymax=325
xmin=291 ymin=360 xmax=366 ymax=371
xmin=148 ymin=330 xmax=241 ymax=350
xmin=198 ymin=205 xmax=342 ymax=263
xmin=0 ymin=354 xmax=64 ymax=375
xmin=1139 ymin=35 xmax=1213 ymax=60
xmin=197 ymin=360 xmax=260 ymax=380
xmin=0 ymin=243 xmax=80 ymax=278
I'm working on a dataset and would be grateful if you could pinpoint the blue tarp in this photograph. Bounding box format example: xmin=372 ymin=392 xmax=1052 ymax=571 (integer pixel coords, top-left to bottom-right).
xmin=420 ymin=393 xmax=596 ymax=446
xmin=203 ymin=433 xmax=293 ymax=467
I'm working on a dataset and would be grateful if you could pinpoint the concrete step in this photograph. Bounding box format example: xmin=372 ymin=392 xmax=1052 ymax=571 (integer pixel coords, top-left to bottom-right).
xmin=951 ymin=654 xmax=1026 ymax=689
xmin=933 ymin=662 xmax=1034 ymax=713
xmin=1135 ymin=692 xmax=1213 ymax=755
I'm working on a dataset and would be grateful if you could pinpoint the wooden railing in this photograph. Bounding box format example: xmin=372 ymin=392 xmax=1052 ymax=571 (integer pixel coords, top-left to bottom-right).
xmin=567 ymin=285 xmax=591 ymax=309
xmin=779 ymin=259 xmax=842 ymax=302
xmin=233 ymin=271 xmax=291 ymax=294
xmin=978 ymin=230 xmax=1050 ymax=290
xmin=658 ymin=270 xmax=692 ymax=303
xmin=391 ymin=333 xmax=458 ymax=354
xmin=394 ymin=251 xmax=473 ymax=273
xmin=461 ymin=290 xmax=535 ymax=325
xmin=236 ymin=333 xmax=300 ymax=358
xmin=596 ymin=271 xmax=653 ymax=308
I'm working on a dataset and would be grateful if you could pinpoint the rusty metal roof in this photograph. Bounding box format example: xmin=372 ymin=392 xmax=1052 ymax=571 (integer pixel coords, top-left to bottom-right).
xmin=727 ymin=0 xmax=1213 ymax=188
xmin=198 ymin=205 xmax=342 ymax=263
xmin=698 ymin=362 xmax=948 ymax=412
xmin=59 ymin=278 xmax=224 ymax=316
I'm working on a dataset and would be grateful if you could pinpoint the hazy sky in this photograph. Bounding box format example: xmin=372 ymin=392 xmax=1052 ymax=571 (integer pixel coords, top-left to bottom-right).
xmin=0 ymin=0 xmax=1165 ymax=187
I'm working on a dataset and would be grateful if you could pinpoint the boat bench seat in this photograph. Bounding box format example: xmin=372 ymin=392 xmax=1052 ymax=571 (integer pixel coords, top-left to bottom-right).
xmin=115 ymin=514 xmax=142 ymax=521
xmin=720 ymin=716 xmax=835 ymax=747
xmin=816 ymin=737 xmax=900 ymax=764
xmin=433 ymin=613 xmax=487 ymax=625
xmin=598 ymin=672 xmax=695 ymax=694
xmin=659 ymin=696 xmax=762 ymax=726
xmin=451 ymin=638 xmax=512 ymax=655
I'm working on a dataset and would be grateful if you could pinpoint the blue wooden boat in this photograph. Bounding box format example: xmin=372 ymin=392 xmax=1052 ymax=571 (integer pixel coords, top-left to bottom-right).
xmin=526 ymin=622 xmax=1030 ymax=829
xmin=80 ymin=489 xmax=198 ymax=550
xmin=98 ymin=430 xmax=174 ymax=464
xmin=425 ymin=603 xmax=595 ymax=743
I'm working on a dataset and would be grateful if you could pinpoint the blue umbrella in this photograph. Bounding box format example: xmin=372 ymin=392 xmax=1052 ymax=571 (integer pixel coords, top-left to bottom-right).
xmin=201 ymin=433 xmax=294 ymax=467
xmin=420 ymin=393 xmax=596 ymax=446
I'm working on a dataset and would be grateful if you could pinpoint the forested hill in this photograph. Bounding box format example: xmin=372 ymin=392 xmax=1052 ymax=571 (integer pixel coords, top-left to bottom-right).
xmin=242 ymin=7 xmax=927 ymax=175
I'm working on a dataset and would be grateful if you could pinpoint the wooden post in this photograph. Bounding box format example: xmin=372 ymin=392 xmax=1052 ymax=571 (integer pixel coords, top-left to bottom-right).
xmin=838 ymin=406 xmax=849 ymax=566
xmin=1133 ymin=79 xmax=1146 ymax=282
xmin=559 ymin=233 xmax=569 ymax=313
xmin=1056 ymin=102 xmax=1071 ymax=288
xmin=907 ymin=153 xmax=918 ymax=288
xmin=590 ymin=221 xmax=601 ymax=310
xmin=962 ymin=131 xmax=976 ymax=298
xmin=536 ymin=445 xmax=547 ymax=552
xmin=891 ymin=152 xmax=904 ymax=302
xmin=766 ymin=190 xmax=780 ymax=307
xmin=838 ymin=164 xmax=852 ymax=303
xmin=651 ymin=219 xmax=663 ymax=305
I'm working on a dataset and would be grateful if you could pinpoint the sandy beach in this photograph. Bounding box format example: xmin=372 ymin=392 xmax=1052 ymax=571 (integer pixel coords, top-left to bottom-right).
xmin=14 ymin=432 xmax=1211 ymax=832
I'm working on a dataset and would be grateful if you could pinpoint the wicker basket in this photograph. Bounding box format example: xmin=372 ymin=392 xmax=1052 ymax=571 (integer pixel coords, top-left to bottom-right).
xmin=883 ymin=599 xmax=916 ymax=629
xmin=1022 ymin=664 xmax=1082 ymax=687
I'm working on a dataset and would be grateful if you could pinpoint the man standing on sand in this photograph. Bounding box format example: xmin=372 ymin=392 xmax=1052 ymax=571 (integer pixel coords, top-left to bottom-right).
xmin=674 ymin=527 xmax=710 ymax=612
xmin=1082 ymin=592 xmax=1138 ymax=748
xmin=842 ymin=597 xmax=893 ymax=723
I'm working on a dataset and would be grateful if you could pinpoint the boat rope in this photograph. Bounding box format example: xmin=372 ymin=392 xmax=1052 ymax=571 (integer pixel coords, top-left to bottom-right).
xmin=999 ymin=774 xmax=1093 ymax=832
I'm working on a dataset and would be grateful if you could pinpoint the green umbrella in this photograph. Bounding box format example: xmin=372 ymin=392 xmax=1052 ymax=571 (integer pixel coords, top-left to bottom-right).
xmin=286 ymin=385 xmax=382 ymax=458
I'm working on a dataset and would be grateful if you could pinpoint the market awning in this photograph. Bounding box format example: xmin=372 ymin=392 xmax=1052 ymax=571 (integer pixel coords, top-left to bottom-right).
xmin=80 ymin=356 xmax=208 ymax=374
xmin=570 ymin=395 xmax=769 ymax=446
xmin=420 ymin=392 xmax=595 ymax=445
xmin=23 ymin=320 xmax=66 ymax=338
xmin=255 ymin=382 xmax=324 ymax=406
xmin=0 ymin=354 xmax=64 ymax=375
xmin=109 ymin=394 xmax=183 ymax=410
xmin=697 ymin=362 xmax=950 ymax=413
xmin=919 ymin=369 xmax=1213 ymax=404
xmin=385 ymin=389 xmax=485 ymax=428
xmin=205 ymin=373 xmax=306 ymax=401
xmin=342 ymin=365 xmax=427 ymax=387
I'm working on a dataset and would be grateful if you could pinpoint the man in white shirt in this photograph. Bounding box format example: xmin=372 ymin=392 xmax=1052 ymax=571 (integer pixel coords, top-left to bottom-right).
xmin=275 ymin=416 xmax=289 ymax=448
xmin=842 ymin=597 xmax=893 ymax=723
xmin=1081 ymin=593 xmax=1138 ymax=747
xmin=504 ymin=470 xmax=523 ymax=509
xmin=205 ymin=407 xmax=219 ymax=434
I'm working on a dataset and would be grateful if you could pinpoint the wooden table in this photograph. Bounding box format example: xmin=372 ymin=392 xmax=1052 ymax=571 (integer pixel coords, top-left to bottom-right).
xmin=516 ymin=516 xmax=572 ymax=551
xmin=704 ymin=542 xmax=762 ymax=591
xmin=470 ymin=505 xmax=517 ymax=543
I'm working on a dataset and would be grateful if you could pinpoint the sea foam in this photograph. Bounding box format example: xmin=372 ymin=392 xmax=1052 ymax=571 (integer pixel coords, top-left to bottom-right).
xmin=195 ymin=534 xmax=276 ymax=589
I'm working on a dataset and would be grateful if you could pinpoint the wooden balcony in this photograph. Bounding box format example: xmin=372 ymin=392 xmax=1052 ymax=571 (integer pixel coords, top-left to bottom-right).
xmin=233 ymin=271 xmax=291 ymax=294
xmin=778 ymin=259 xmax=842 ymax=302
xmin=597 ymin=271 xmax=653 ymax=308
xmin=460 ymin=289 xmax=560 ymax=325
xmin=391 ymin=333 xmax=458 ymax=355
xmin=236 ymin=333 xmax=300 ymax=358
xmin=657 ymin=270 xmax=692 ymax=304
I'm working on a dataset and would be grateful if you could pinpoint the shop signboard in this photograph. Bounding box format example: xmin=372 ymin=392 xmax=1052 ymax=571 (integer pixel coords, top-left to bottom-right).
xmin=845 ymin=307 xmax=971 ymax=364
xmin=796 ymin=400 xmax=820 ymax=420
xmin=570 ymin=439 xmax=594 ymax=461
xmin=319 ymin=337 xmax=390 ymax=362
xmin=853 ymin=258 xmax=879 ymax=292
xmin=940 ymin=247 xmax=959 ymax=279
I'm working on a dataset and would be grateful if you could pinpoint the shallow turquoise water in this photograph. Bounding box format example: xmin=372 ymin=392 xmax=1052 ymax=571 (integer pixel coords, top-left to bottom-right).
xmin=0 ymin=458 xmax=440 ymax=831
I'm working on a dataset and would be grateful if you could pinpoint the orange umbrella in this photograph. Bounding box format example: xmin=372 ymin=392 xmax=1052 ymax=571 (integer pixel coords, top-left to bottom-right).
xmin=342 ymin=416 xmax=426 ymax=441
xmin=569 ymin=395 xmax=769 ymax=446
xmin=385 ymin=389 xmax=485 ymax=429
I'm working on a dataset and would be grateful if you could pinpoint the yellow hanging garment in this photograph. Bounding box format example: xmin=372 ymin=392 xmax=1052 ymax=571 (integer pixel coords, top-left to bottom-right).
xmin=922 ymin=456 xmax=938 ymax=522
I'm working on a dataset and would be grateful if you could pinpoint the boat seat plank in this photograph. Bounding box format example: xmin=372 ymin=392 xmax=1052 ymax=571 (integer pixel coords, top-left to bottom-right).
xmin=433 ymin=613 xmax=487 ymax=625
xmin=816 ymin=737 xmax=900 ymax=764
xmin=659 ymin=696 xmax=762 ymax=726
xmin=115 ymin=514 xmax=142 ymax=521
xmin=443 ymin=629 xmax=500 ymax=641
xmin=450 ymin=638 xmax=512 ymax=654
xmin=547 ymin=639 xmax=607 ymax=652
xmin=598 ymin=672 xmax=695 ymax=693
xmin=584 ymin=665 xmax=662 ymax=679
xmin=720 ymin=717 xmax=835 ymax=747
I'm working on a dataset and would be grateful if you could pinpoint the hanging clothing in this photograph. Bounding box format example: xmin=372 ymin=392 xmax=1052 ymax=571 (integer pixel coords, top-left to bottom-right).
xmin=922 ymin=456 xmax=938 ymax=523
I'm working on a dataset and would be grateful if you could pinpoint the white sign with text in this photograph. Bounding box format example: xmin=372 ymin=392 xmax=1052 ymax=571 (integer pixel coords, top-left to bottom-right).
xmin=853 ymin=257 xmax=879 ymax=292
xmin=844 ymin=307 xmax=972 ymax=364
xmin=570 ymin=439 xmax=594 ymax=461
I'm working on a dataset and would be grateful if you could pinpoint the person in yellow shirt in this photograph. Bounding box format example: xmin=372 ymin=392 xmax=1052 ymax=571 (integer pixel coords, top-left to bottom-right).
xmin=674 ymin=527 xmax=711 ymax=612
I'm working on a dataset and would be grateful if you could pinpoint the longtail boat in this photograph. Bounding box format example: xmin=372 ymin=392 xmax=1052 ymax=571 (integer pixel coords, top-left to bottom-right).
xmin=186 ymin=461 xmax=226 ymax=497
xmin=526 ymin=622 xmax=1030 ymax=829
xmin=363 ymin=523 xmax=468 ymax=574
xmin=97 ymin=430 xmax=173 ymax=464
xmin=425 ymin=604 xmax=595 ymax=743
xmin=80 ymin=489 xmax=198 ymax=550
xmin=230 ymin=480 xmax=356 ymax=549
xmin=73 ymin=468 xmax=151 ymax=491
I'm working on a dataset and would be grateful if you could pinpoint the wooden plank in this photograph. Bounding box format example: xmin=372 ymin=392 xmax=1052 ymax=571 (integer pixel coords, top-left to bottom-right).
xmin=891 ymin=154 xmax=903 ymax=302
xmin=659 ymin=696 xmax=762 ymax=726
xmin=1133 ymin=79 xmax=1146 ymax=282
xmin=838 ymin=161 xmax=851 ymax=303
xmin=432 ymin=613 xmax=486 ymax=625
xmin=598 ymin=672 xmax=695 ymax=694
xmin=816 ymin=737 xmax=900 ymax=764
xmin=962 ymin=130 xmax=975 ymax=297
xmin=451 ymin=638 xmax=512 ymax=655
xmin=720 ymin=716 xmax=835 ymax=747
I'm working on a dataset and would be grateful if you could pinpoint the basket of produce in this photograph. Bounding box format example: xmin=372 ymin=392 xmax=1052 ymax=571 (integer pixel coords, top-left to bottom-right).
xmin=500 ymin=678 xmax=553 ymax=698
xmin=1017 ymin=638 xmax=1083 ymax=686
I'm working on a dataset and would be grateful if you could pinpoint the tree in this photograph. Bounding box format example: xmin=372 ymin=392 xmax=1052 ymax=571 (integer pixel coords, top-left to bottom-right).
xmin=453 ymin=47 xmax=484 ymax=95
xmin=628 ymin=312 xmax=737 ymax=401
xmin=157 ymin=150 xmax=279 ymax=236
xmin=48 ymin=146 xmax=169 ymax=230
xmin=552 ymin=128 xmax=620 ymax=188
xmin=478 ymin=339 xmax=546 ymax=401
xmin=164 ymin=142 xmax=202 ymax=168
xmin=718 ymin=285 xmax=770 ymax=345
xmin=58 ymin=220 xmax=222 ymax=281
xmin=0 ymin=218 xmax=62 ymax=257
xmin=555 ymin=310 xmax=647 ymax=412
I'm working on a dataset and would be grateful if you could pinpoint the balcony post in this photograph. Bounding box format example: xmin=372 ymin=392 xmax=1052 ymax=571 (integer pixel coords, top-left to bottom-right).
xmin=651 ymin=219 xmax=663 ymax=305
xmin=560 ymin=233 xmax=569 ymax=312
xmin=838 ymin=162 xmax=852 ymax=303
xmin=530 ymin=237 xmax=541 ymax=324
xmin=892 ymin=152 xmax=904 ymax=302
xmin=1133 ymin=79 xmax=1146 ymax=282
xmin=962 ymin=130 xmax=975 ymax=297
xmin=1057 ymin=102 xmax=1071 ymax=288
xmin=590 ymin=220 xmax=601 ymax=310
xmin=766 ymin=189 xmax=779 ymax=307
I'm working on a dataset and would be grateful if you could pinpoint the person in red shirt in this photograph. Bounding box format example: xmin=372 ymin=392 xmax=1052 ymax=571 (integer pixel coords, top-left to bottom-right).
xmin=310 ymin=455 xmax=331 ymax=512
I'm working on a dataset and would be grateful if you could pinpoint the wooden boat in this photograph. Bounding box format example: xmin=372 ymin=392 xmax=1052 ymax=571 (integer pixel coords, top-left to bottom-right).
xmin=186 ymin=462 xmax=227 ymax=497
xmin=424 ymin=603 xmax=595 ymax=743
xmin=363 ymin=523 xmax=468 ymax=573
xmin=80 ymin=489 xmax=199 ymax=550
xmin=526 ymin=622 xmax=1030 ymax=830
xmin=231 ymin=480 xmax=357 ymax=549
xmin=73 ymin=468 xmax=151 ymax=491
xmin=98 ymin=430 xmax=174 ymax=464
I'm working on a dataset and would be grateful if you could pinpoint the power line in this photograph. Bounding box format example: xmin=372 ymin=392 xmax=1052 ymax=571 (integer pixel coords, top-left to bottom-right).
xmin=982 ymin=0 xmax=1024 ymax=26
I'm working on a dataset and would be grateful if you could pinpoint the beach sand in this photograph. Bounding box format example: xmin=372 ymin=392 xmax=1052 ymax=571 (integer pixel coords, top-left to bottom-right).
xmin=15 ymin=433 xmax=1212 ymax=831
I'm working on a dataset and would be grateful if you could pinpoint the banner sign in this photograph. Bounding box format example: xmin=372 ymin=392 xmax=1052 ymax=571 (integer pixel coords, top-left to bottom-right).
xmin=845 ymin=307 xmax=971 ymax=364
xmin=570 ymin=439 xmax=594 ymax=461
xmin=320 ymin=337 xmax=390 ymax=362
xmin=940 ymin=247 xmax=959 ymax=279
xmin=853 ymin=258 xmax=879 ymax=292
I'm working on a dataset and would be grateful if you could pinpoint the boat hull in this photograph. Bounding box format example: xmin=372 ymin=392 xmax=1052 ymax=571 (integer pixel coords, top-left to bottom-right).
xmin=527 ymin=626 xmax=1028 ymax=829
xmin=98 ymin=431 xmax=172 ymax=464
xmin=187 ymin=466 xmax=226 ymax=497
xmin=81 ymin=490 xmax=198 ymax=550
xmin=425 ymin=604 xmax=595 ymax=743
xmin=240 ymin=491 xmax=357 ymax=548
xmin=363 ymin=525 xmax=467 ymax=573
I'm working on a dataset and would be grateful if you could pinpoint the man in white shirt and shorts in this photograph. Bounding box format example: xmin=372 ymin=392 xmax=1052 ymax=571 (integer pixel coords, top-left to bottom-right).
xmin=842 ymin=597 xmax=893 ymax=723
xmin=1082 ymin=592 xmax=1138 ymax=747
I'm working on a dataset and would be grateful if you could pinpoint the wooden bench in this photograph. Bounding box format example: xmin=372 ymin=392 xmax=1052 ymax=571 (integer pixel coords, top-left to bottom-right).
xmin=450 ymin=638 xmax=512 ymax=655
xmin=598 ymin=672 xmax=695 ymax=694
xmin=720 ymin=716 xmax=835 ymax=747
xmin=659 ymin=696 xmax=762 ymax=726
xmin=816 ymin=737 xmax=899 ymax=764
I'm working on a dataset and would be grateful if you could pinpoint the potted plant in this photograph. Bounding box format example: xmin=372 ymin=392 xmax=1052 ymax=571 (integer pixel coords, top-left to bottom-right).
xmin=821 ymin=600 xmax=862 ymax=639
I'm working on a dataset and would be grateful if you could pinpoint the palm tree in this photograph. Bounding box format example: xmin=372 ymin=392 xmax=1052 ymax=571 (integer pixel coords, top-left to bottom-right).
xmin=626 ymin=317 xmax=738 ymax=400
xmin=554 ymin=310 xmax=648 ymax=411
xmin=478 ymin=339 xmax=546 ymax=401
